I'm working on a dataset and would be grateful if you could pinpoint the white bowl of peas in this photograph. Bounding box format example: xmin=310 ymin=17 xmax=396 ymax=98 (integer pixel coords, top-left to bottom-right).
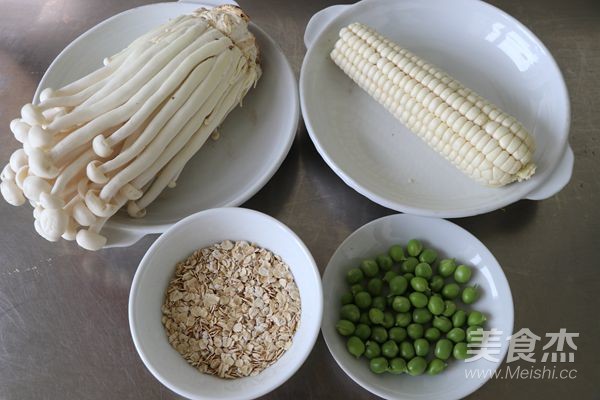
xmin=321 ymin=214 xmax=514 ymax=399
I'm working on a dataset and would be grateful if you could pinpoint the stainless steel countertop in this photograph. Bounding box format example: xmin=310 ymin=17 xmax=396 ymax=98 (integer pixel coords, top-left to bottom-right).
xmin=0 ymin=0 xmax=598 ymax=399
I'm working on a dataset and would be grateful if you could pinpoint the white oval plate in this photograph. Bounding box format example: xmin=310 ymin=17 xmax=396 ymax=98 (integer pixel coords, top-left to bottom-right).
xmin=34 ymin=0 xmax=299 ymax=247
xmin=300 ymin=0 xmax=572 ymax=217
xmin=321 ymin=214 xmax=514 ymax=400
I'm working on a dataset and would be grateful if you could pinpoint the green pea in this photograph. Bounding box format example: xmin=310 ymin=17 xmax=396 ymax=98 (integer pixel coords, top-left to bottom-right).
xmin=354 ymin=291 xmax=372 ymax=310
xmin=371 ymin=326 xmax=388 ymax=344
xmin=453 ymin=342 xmax=469 ymax=360
xmin=468 ymin=311 xmax=487 ymax=326
xmin=434 ymin=338 xmax=453 ymax=360
xmin=389 ymin=245 xmax=405 ymax=262
xmin=360 ymin=259 xmax=379 ymax=278
xmin=369 ymin=357 xmax=388 ymax=374
xmin=395 ymin=312 xmax=412 ymax=327
xmin=427 ymin=295 xmax=445 ymax=315
xmin=381 ymin=340 xmax=399 ymax=358
xmin=389 ymin=276 xmax=408 ymax=295
xmin=412 ymin=308 xmax=432 ymax=324
xmin=447 ymin=327 xmax=466 ymax=343
xmin=347 ymin=336 xmax=365 ymax=358
xmin=388 ymin=357 xmax=407 ymax=374
xmin=407 ymin=323 xmax=424 ymax=339
xmin=340 ymin=304 xmax=360 ymax=323
xmin=441 ymin=283 xmax=460 ymax=299
xmin=401 ymin=257 xmax=419 ymax=273
xmin=365 ymin=340 xmax=381 ymax=359
xmin=410 ymin=277 xmax=429 ymax=292
xmin=375 ymin=255 xmax=393 ymax=271
xmin=359 ymin=312 xmax=370 ymax=325
xmin=438 ymin=259 xmax=457 ymax=278
xmin=367 ymin=278 xmax=383 ymax=296
xmin=403 ymin=272 xmax=415 ymax=281
xmin=419 ymin=248 xmax=438 ymax=264
xmin=406 ymin=239 xmax=423 ymax=257
xmin=426 ymin=358 xmax=447 ymax=375
xmin=414 ymin=338 xmax=430 ymax=357
xmin=372 ymin=296 xmax=386 ymax=311
xmin=382 ymin=312 xmax=395 ymax=329
xmin=409 ymin=292 xmax=428 ymax=308
xmin=392 ymin=296 xmax=411 ymax=313
xmin=415 ymin=263 xmax=433 ymax=279
xmin=354 ymin=324 xmax=371 ymax=341
xmin=341 ymin=291 xmax=353 ymax=305
xmin=461 ymin=286 xmax=479 ymax=304
xmin=430 ymin=275 xmax=444 ymax=292
xmin=407 ymin=356 xmax=427 ymax=376
xmin=432 ymin=316 xmax=452 ymax=333
xmin=452 ymin=310 xmax=467 ymax=328
xmin=424 ymin=327 xmax=441 ymax=342
xmin=388 ymin=327 xmax=407 ymax=343
xmin=369 ymin=308 xmax=384 ymax=325
xmin=336 ymin=320 xmax=355 ymax=336
xmin=346 ymin=267 xmax=364 ymax=284
xmin=400 ymin=341 xmax=415 ymax=360
xmin=383 ymin=271 xmax=397 ymax=283
xmin=350 ymin=283 xmax=365 ymax=296
xmin=442 ymin=300 xmax=457 ymax=317
xmin=454 ymin=265 xmax=472 ymax=283
xmin=466 ymin=326 xmax=483 ymax=343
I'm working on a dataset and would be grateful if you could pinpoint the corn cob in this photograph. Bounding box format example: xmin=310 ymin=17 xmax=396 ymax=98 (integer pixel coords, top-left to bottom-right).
xmin=330 ymin=23 xmax=536 ymax=187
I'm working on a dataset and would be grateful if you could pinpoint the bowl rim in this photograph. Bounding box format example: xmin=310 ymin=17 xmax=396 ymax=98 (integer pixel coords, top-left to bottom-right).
xmin=299 ymin=0 xmax=571 ymax=218
xmin=320 ymin=213 xmax=515 ymax=400
xmin=128 ymin=207 xmax=323 ymax=400
xmin=33 ymin=1 xmax=300 ymax=240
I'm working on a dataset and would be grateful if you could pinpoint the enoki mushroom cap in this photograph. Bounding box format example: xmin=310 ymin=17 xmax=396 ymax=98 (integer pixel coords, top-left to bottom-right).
xmin=61 ymin=219 xmax=78 ymax=241
xmin=86 ymin=160 xmax=109 ymax=184
xmin=28 ymin=125 xmax=53 ymax=149
xmin=76 ymin=229 xmax=107 ymax=251
xmin=1 ymin=164 xmax=15 ymax=182
xmin=39 ymin=88 xmax=55 ymax=103
xmin=10 ymin=119 xmax=30 ymax=144
xmin=84 ymin=189 xmax=118 ymax=217
xmin=92 ymin=135 xmax=114 ymax=158
xmin=72 ymin=201 xmax=97 ymax=227
xmin=14 ymin=165 xmax=30 ymax=190
xmin=28 ymin=148 xmax=59 ymax=179
xmin=0 ymin=180 xmax=25 ymax=206
xmin=126 ymin=201 xmax=146 ymax=218
xmin=21 ymin=103 xmax=47 ymax=126
xmin=22 ymin=175 xmax=51 ymax=202
xmin=9 ymin=149 xmax=28 ymax=172
xmin=37 ymin=208 xmax=68 ymax=241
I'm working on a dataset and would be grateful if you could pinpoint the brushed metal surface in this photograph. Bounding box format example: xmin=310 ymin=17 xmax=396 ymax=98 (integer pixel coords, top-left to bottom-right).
xmin=0 ymin=0 xmax=598 ymax=399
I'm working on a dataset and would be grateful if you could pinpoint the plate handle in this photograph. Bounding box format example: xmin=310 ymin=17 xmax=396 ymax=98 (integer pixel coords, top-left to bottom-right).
xmin=101 ymin=225 xmax=153 ymax=249
xmin=178 ymin=0 xmax=239 ymax=7
xmin=304 ymin=4 xmax=348 ymax=49
xmin=525 ymin=145 xmax=574 ymax=200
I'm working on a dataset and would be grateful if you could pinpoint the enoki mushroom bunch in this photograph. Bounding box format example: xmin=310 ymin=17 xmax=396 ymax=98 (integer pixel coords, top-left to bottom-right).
xmin=0 ymin=5 xmax=261 ymax=250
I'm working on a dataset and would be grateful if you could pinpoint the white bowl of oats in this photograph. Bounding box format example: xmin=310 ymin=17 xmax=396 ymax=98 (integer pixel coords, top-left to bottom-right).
xmin=129 ymin=207 xmax=322 ymax=400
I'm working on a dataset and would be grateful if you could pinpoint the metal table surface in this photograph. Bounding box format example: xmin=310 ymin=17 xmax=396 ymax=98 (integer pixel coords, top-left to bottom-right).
xmin=0 ymin=0 xmax=598 ymax=399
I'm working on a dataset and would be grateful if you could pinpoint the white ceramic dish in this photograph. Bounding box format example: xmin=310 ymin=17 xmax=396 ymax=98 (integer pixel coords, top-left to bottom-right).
xmin=321 ymin=214 xmax=514 ymax=400
xmin=129 ymin=207 xmax=322 ymax=400
xmin=34 ymin=0 xmax=299 ymax=247
xmin=300 ymin=0 xmax=573 ymax=218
